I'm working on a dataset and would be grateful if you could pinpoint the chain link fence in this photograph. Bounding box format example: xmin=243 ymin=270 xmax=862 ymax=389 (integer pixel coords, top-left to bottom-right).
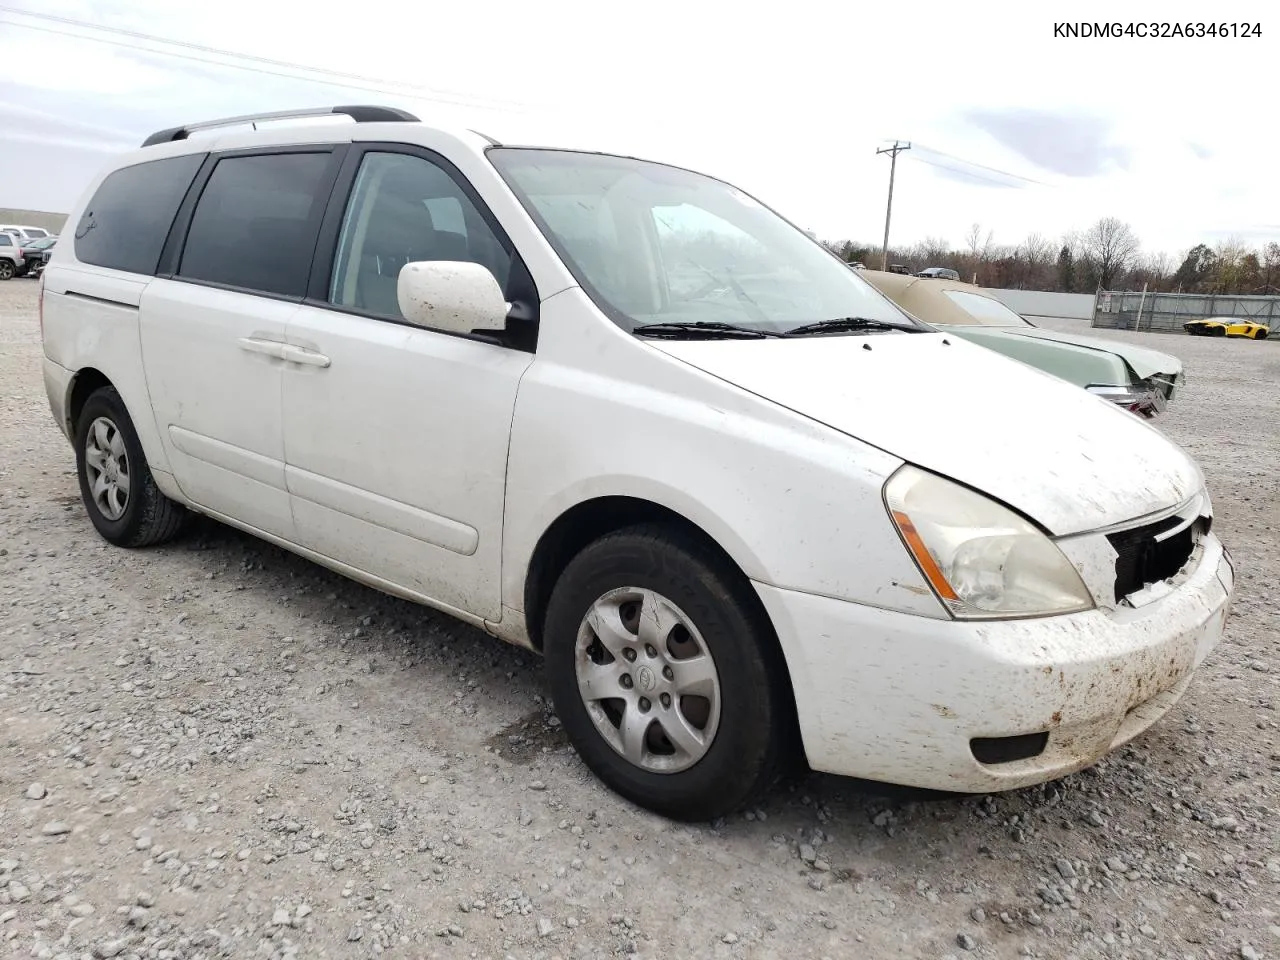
xmin=1092 ymin=290 xmax=1278 ymax=336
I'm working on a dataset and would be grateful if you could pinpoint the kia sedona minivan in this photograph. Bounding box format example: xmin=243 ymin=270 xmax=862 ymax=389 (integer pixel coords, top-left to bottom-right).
xmin=40 ymin=106 xmax=1235 ymax=821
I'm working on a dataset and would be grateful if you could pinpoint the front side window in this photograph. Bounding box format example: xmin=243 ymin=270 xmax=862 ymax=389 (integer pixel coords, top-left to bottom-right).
xmin=179 ymin=152 xmax=333 ymax=298
xmin=329 ymin=151 xmax=512 ymax=319
xmin=25 ymin=228 xmax=48 ymax=238
xmin=489 ymin=148 xmax=924 ymax=336
xmin=942 ymin=289 xmax=1034 ymax=327
xmin=74 ymin=154 xmax=205 ymax=275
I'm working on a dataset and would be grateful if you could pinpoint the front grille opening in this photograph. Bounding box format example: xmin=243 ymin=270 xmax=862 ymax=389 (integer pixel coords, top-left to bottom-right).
xmin=1107 ymin=515 xmax=1204 ymax=603
xmin=971 ymin=732 xmax=1050 ymax=765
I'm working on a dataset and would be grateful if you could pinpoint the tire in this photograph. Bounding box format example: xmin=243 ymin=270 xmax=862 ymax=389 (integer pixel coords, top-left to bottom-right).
xmin=0 ymin=260 xmax=14 ymax=281
xmin=74 ymin=386 xmax=188 ymax=547
xmin=543 ymin=524 xmax=793 ymax=821
xmin=1256 ymin=329 xmax=1269 ymax=340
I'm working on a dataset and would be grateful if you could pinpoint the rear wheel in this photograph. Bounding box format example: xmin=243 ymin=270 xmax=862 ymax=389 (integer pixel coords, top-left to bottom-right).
xmin=74 ymin=386 xmax=189 ymax=547
xmin=0 ymin=260 xmax=14 ymax=281
xmin=543 ymin=525 xmax=793 ymax=821
xmin=1255 ymin=328 xmax=1269 ymax=340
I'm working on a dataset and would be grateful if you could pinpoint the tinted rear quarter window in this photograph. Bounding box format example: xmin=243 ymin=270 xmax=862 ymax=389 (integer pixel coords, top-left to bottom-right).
xmin=74 ymin=153 xmax=205 ymax=274
xmin=178 ymin=152 xmax=333 ymax=298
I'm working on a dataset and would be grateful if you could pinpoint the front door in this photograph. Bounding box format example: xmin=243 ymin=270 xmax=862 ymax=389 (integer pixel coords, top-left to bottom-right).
xmin=282 ymin=147 xmax=535 ymax=621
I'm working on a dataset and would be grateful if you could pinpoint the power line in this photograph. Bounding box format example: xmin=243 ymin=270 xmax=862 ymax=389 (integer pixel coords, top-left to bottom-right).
xmin=911 ymin=142 xmax=1051 ymax=186
xmin=875 ymin=140 xmax=910 ymax=271
xmin=906 ymin=154 xmax=1037 ymax=189
xmin=0 ymin=5 xmax=527 ymax=110
xmin=0 ymin=12 xmax=526 ymax=113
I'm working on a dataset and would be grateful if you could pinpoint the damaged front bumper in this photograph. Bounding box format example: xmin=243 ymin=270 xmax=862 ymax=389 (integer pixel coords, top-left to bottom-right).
xmin=1086 ymin=380 xmax=1172 ymax=418
xmin=753 ymin=530 xmax=1233 ymax=793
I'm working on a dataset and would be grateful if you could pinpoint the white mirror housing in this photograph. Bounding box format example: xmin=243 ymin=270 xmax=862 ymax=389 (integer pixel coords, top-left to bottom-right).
xmin=396 ymin=261 xmax=507 ymax=335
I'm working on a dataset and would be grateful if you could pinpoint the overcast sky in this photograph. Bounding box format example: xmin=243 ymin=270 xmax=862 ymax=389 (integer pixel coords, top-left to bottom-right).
xmin=1 ymin=0 xmax=1276 ymax=261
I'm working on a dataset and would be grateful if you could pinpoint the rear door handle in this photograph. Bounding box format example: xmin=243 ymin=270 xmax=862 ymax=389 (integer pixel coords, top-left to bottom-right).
xmin=281 ymin=344 xmax=331 ymax=368
xmin=237 ymin=336 xmax=287 ymax=359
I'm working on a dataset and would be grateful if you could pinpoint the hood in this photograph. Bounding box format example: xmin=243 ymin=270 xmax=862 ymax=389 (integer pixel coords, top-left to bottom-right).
xmin=996 ymin=326 xmax=1182 ymax=380
xmin=650 ymin=332 xmax=1202 ymax=537
xmin=936 ymin=325 xmax=1127 ymax=389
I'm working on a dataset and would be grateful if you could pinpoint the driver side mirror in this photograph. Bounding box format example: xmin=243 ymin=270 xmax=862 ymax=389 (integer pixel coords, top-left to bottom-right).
xmin=397 ymin=261 xmax=507 ymax=336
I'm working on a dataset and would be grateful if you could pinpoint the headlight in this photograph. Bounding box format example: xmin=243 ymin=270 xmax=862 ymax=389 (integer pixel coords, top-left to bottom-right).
xmin=884 ymin=465 xmax=1095 ymax=619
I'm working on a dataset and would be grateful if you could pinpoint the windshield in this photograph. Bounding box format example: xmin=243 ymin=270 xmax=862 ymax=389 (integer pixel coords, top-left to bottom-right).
xmin=942 ymin=289 xmax=1035 ymax=327
xmin=488 ymin=148 xmax=926 ymax=336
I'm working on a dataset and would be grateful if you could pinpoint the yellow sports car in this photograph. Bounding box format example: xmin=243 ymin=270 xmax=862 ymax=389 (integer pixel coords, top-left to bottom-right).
xmin=1183 ymin=317 xmax=1270 ymax=339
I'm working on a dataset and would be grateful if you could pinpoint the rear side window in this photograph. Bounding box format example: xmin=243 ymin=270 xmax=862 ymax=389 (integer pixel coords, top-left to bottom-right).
xmin=178 ymin=152 xmax=333 ymax=298
xmin=0 ymin=235 xmax=11 ymax=247
xmin=74 ymin=154 xmax=204 ymax=275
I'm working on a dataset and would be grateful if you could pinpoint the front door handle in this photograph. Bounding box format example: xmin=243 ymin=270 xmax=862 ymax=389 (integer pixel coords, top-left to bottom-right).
xmin=280 ymin=344 xmax=331 ymax=368
xmin=237 ymin=336 xmax=287 ymax=359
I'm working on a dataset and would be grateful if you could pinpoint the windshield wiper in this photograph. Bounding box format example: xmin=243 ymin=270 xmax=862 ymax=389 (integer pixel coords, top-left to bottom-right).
xmin=785 ymin=317 xmax=920 ymax=336
xmin=632 ymin=321 xmax=785 ymax=340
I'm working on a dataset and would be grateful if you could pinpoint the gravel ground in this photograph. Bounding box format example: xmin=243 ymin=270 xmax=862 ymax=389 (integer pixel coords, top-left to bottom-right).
xmin=2 ymin=279 xmax=1277 ymax=960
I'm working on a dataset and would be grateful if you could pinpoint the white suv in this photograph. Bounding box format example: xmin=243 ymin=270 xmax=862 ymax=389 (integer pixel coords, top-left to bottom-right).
xmin=0 ymin=232 xmax=26 ymax=280
xmin=41 ymin=106 xmax=1235 ymax=821
xmin=0 ymin=224 xmax=52 ymax=242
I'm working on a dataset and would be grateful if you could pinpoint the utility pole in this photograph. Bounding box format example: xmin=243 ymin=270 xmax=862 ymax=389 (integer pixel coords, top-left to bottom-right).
xmin=876 ymin=140 xmax=911 ymax=271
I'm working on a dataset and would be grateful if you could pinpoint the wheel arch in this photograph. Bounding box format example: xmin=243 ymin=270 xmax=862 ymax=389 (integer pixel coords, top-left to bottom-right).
xmin=523 ymin=496 xmax=778 ymax=656
xmin=527 ymin=498 xmax=695 ymax=648
xmin=67 ymin=367 xmax=114 ymax=438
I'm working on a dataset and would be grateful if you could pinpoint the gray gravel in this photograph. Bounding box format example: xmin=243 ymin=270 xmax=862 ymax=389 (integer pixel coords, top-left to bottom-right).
xmin=2 ymin=280 xmax=1278 ymax=959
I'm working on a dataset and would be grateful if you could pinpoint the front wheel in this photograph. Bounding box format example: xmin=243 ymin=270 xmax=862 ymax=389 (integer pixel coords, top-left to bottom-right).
xmin=543 ymin=524 xmax=794 ymax=821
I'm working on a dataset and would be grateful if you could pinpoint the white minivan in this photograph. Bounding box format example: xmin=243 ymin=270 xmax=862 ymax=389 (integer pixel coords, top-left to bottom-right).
xmin=40 ymin=106 xmax=1234 ymax=821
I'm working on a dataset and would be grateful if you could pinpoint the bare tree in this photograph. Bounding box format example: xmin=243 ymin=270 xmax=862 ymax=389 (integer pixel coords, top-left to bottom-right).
xmin=1080 ymin=217 xmax=1140 ymax=289
xmin=1128 ymin=252 xmax=1172 ymax=291
xmin=920 ymin=235 xmax=950 ymax=262
xmin=1022 ymin=232 xmax=1053 ymax=264
xmin=964 ymin=223 xmax=995 ymax=262
xmin=1260 ymin=241 xmax=1280 ymax=293
xmin=1018 ymin=232 xmax=1054 ymax=289
xmin=961 ymin=223 xmax=996 ymax=282
xmin=963 ymin=224 xmax=980 ymax=256
xmin=1212 ymin=236 xmax=1251 ymax=293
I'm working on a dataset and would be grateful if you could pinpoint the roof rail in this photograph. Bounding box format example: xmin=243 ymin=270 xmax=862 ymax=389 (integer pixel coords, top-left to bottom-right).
xmin=140 ymin=105 xmax=419 ymax=147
